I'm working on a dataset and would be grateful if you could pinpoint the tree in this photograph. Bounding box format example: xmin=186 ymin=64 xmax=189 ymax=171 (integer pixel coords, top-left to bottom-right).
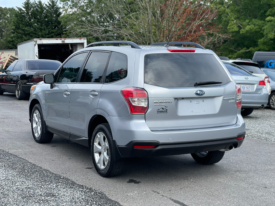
xmin=214 ymin=0 xmax=275 ymax=58
xmin=7 ymin=0 xmax=64 ymax=49
xmin=0 ymin=7 xmax=16 ymax=49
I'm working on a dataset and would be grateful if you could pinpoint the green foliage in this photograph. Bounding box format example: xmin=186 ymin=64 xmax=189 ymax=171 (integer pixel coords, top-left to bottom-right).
xmin=214 ymin=0 xmax=275 ymax=58
xmin=0 ymin=7 xmax=16 ymax=49
xmin=7 ymin=0 xmax=64 ymax=49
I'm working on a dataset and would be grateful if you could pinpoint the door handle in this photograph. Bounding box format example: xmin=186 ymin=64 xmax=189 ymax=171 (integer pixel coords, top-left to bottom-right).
xmin=64 ymin=91 xmax=70 ymax=96
xmin=90 ymin=90 xmax=99 ymax=97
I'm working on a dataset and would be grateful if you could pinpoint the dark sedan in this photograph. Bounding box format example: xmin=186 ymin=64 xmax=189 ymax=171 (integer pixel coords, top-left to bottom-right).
xmin=0 ymin=59 xmax=61 ymax=100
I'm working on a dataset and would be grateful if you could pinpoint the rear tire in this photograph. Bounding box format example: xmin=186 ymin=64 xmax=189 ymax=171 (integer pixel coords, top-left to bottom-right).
xmin=15 ymin=81 xmax=27 ymax=100
xmin=191 ymin=151 xmax=225 ymax=165
xmin=91 ymin=123 xmax=124 ymax=177
xmin=269 ymin=92 xmax=275 ymax=110
xmin=241 ymin=108 xmax=254 ymax=116
xmin=31 ymin=104 xmax=53 ymax=143
xmin=0 ymin=88 xmax=3 ymax=95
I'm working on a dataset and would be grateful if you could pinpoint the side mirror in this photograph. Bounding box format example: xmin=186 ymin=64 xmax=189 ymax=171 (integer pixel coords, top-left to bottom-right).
xmin=43 ymin=74 xmax=54 ymax=89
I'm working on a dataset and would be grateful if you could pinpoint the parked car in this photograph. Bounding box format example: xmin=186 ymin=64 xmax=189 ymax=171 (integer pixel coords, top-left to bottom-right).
xmin=223 ymin=59 xmax=271 ymax=94
xmin=262 ymin=68 xmax=275 ymax=109
xmin=29 ymin=41 xmax=245 ymax=177
xmin=0 ymin=59 xmax=61 ymax=100
xmin=252 ymin=51 xmax=275 ymax=69
xmin=223 ymin=62 xmax=269 ymax=116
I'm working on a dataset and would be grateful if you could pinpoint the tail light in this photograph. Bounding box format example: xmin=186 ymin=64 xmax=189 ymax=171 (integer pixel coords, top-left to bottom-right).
xmin=167 ymin=49 xmax=195 ymax=53
xmin=121 ymin=88 xmax=148 ymax=114
xmin=235 ymin=85 xmax=242 ymax=109
xmin=264 ymin=76 xmax=270 ymax=84
xmin=32 ymin=75 xmax=43 ymax=83
xmin=259 ymin=80 xmax=266 ymax=86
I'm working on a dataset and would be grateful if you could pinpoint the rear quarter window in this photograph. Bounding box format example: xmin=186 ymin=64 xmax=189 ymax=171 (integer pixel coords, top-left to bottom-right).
xmin=144 ymin=53 xmax=231 ymax=87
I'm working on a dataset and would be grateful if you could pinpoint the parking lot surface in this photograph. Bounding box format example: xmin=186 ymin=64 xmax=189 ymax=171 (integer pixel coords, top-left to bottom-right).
xmin=0 ymin=93 xmax=275 ymax=206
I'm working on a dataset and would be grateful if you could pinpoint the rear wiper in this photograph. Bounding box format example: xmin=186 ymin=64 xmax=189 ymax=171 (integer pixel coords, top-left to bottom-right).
xmin=194 ymin=81 xmax=222 ymax=86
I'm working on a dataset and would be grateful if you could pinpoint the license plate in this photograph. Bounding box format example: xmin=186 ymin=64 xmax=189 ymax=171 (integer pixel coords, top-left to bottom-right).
xmin=240 ymin=85 xmax=251 ymax=91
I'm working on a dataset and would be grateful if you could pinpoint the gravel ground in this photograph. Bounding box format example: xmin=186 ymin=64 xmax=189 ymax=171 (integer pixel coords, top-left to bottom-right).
xmin=243 ymin=108 xmax=275 ymax=142
xmin=0 ymin=149 xmax=120 ymax=206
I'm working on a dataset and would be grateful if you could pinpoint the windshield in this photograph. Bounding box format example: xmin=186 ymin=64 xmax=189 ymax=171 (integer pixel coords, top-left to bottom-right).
xmin=263 ymin=69 xmax=275 ymax=81
xmin=144 ymin=53 xmax=230 ymax=87
xmin=224 ymin=63 xmax=251 ymax=76
xmin=27 ymin=61 xmax=61 ymax=71
xmin=238 ymin=65 xmax=264 ymax=74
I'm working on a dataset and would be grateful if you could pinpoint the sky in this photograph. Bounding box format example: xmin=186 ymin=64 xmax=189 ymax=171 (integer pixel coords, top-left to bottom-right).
xmin=0 ymin=0 xmax=50 ymax=8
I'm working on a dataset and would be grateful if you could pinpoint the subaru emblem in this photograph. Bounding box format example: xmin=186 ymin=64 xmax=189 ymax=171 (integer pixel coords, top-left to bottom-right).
xmin=195 ymin=90 xmax=205 ymax=96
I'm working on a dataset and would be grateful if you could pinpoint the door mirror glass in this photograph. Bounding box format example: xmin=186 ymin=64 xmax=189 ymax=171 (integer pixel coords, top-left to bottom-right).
xmin=44 ymin=74 xmax=54 ymax=84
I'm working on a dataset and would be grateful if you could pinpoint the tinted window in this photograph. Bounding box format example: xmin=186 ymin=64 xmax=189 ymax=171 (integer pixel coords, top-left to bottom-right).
xmin=27 ymin=61 xmax=61 ymax=71
xmin=263 ymin=69 xmax=275 ymax=81
xmin=105 ymin=52 xmax=127 ymax=83
xmin=253 ymin=54 xmax=275 ymax=68
xmin=57 ymin=53 xmax=87 ymax=83
xmin=80 ymin=52 xmax=110 ymax=83
xmin=144 ymin=54 xmax=230 ymax=87
xmin=239 ymin=65 xmax=264 ymax=74
xmin=13 ymin=60 xmax=24 ymax=71
xmin=6 ymin=61 xmax=17 ymax=71
xmin=224 ymin=63 xmax=251 ymax=76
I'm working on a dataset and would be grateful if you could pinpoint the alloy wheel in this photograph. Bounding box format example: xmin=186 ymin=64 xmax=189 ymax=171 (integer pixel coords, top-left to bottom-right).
xmin=270 ymin=94 xmax=275 ymax=109
xmin=93 ymin=132 xmax=110 ymax=169
xmin=195 ymin=151 xmax=208 ymax=158
xmin=32 ymin=110 xmax=42 ymax=139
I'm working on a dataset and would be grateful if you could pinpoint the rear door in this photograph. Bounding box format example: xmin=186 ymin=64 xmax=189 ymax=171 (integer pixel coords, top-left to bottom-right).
xmin=143 ymin=52 xmax=237 ymax=131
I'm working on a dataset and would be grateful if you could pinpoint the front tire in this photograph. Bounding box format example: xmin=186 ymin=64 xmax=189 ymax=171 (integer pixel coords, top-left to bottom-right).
xmin=241 ymin=108 xmax=254 ymax=116
xmin=31 ymin=104 xmax=53 ymax=143
xmin=191 ymin=151 xmax=225 ymax=165
xmin=269 ymin=92 xmax=275 ymax=110
xmin=91 ymin=123 xmax=124 ymax=177
xmin=15 ymin=81 xmax=27 ymax=100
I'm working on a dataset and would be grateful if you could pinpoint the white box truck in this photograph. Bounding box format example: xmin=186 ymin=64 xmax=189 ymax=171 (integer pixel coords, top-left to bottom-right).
xmin=18 ymin=38 xmax=87 ymax=62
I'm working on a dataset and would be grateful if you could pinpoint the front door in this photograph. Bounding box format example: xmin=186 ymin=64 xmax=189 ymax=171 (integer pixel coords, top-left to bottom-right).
xmin=44 ymin=52 xmax=88 ymax=138
xmin=69 ymin=51 xmax=111 ymax=144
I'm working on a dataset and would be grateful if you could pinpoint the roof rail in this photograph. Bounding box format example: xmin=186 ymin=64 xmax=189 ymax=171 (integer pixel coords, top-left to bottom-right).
xmin=151 ymin=42 xmax=205 ymax=49
xmin=87 ymin=41 xmax=141 ymax=49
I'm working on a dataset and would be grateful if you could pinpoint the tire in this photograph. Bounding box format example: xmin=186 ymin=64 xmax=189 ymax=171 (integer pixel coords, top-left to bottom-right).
xmin=191 ymin=151 xmax=225 ymax=165
xmin=91 ymin=123 xmax=124 ymax=177
xmin=0 ymin=87 xmax=3 ymax=95
xmin=15 ymin=81 xmax=27 ymax=100
xmin=31 ymin=104 xmax=53 ymax=143
xmin=241 ymin=108 xmax=254 ymax=116
xmin=269 ymin=92 xmax=275 ymax=110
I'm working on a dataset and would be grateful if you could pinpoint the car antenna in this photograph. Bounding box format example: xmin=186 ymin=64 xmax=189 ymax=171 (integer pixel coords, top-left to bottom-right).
xmin=165 ymin=32 xmax=173 ymax=47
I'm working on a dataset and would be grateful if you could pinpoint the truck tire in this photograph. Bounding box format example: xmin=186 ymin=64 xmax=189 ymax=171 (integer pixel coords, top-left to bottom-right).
xmin=15 ymin=81 xmax=27 ymax=100
xmin=241 ymin=108 xmax=254 ymax=116
xmin=91 ymin=123 xmax=124 ymax=177
xmin=191 ymin=151 xmax=225 ymax=165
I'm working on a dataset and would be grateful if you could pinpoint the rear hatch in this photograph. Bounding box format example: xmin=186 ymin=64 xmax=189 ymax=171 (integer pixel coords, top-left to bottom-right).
xmin=143 ymin=52 xmax=237 ymax=131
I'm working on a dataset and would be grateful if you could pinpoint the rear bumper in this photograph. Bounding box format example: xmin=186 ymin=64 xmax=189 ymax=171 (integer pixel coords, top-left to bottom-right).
xmin=116 ymin=135 xmax=245 ymax=158
xmin=242 ymin=91 xmax=269 ymax=108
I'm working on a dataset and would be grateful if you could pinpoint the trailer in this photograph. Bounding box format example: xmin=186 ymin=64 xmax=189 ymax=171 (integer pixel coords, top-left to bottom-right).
xmin=18 ymin=38 xmax=87 ymax=62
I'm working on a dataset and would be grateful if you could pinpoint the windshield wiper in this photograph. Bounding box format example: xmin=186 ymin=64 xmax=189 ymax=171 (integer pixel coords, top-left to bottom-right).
xmin=194 ymin=81 xmax=222 ymax=86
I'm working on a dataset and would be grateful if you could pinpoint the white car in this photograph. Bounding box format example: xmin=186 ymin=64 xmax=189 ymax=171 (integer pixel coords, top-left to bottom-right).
xmin=223 ymin=60 xmax=271 ymax=94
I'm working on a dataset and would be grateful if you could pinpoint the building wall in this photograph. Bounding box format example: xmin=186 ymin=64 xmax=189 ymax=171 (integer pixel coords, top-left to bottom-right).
xmin=0 ymin=50 xmax=18 ymax=68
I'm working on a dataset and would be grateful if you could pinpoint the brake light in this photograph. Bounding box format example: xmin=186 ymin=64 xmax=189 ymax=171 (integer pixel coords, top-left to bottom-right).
xmin=134 ymin=145 xmax=156 ymax=149
xmin=264 ymin=76 xmax=270 ymax=83
xmin=259 ymin=80 xmax=265 ymax=86
xmin=236 ymin=85 xmax=242 ymax=109
xmin=32 ymin=75 xmax=43 ymax=83
xmin=167 ymin=49 xmax=195 ymax=53
xmin=121 ymin=88 xmax=148 ymax=114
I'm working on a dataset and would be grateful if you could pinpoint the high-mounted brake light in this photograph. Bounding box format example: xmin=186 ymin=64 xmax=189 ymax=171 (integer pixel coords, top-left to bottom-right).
xmin=264 ymin=76 xmax=270 ymax=83
xmin=259 ymin=80 xmax=266 ymax=86
xmin=167 ymin=49 xmax=195 ymax=53
xmin=121 ymin=88 xmax=148 ymax=114
xmin=236 ymin=85 xmax=242 ymax=109
xmin=134 ymin=145 xmax=156 ymax=149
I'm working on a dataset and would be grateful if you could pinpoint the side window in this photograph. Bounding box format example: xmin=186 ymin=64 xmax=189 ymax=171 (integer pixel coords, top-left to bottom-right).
xmin=13 ymin=61 xmax=24 ymax=72
xmin=105 ymin=52 xmax=127 ymax=83
xmin=57 ymin=53 xmax=88 ymax=83
xmin=80 ymin=52 xmax=110 ymax=83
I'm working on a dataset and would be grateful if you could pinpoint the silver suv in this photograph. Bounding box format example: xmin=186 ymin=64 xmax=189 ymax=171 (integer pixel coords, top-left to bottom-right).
xmin=29 ymin=41 xmax=246 ymax=177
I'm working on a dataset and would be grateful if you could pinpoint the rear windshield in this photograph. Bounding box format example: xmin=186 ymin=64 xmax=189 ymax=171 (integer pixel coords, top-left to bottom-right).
xmin=238 ymin=65 xmax=264 ymax=74
xmin=263 ymin=69 xmax=275 ymax=81
xmin=144 ymin=53 xmax=230 ymax=87
xmin=224 ymin=63 xmax=251 ymax=76
xmin=253 ymin=54 xmax=275 ymax=68
xmin=27 ymin=61 xmax=61 ymax=71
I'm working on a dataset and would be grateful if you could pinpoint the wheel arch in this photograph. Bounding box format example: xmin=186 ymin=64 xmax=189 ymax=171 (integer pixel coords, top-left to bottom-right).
xmin=29 ymin=98 xmax=41 ymax=119
xmin=88 ymin=115 xmax=110 ymax=146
